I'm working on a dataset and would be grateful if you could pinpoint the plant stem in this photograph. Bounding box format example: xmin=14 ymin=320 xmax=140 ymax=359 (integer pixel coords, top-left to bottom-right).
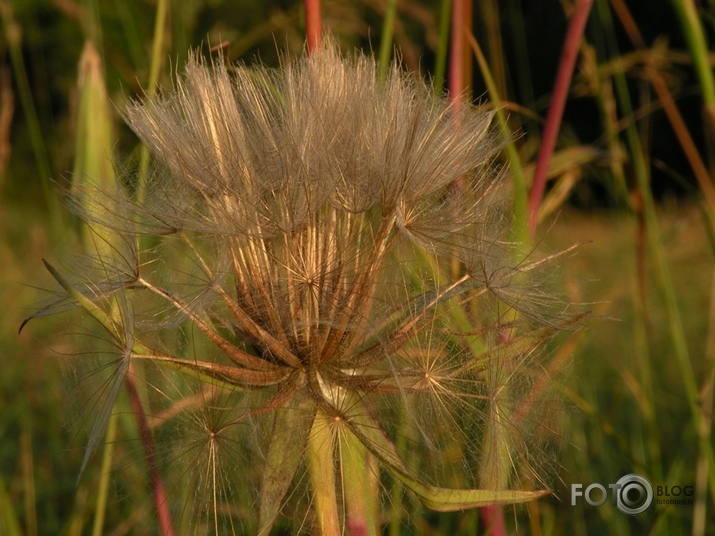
xmin=448 ymin=0 xmax=465 ymax=105
xmin=669 ymin=0 xmax=715 ymax=180
xmin=693 ymin=268 xmax=715 ymax=536
xmin=340 ymin=429 xmax=379 ymax=536
xmin=479 ymin=504 xmax=507 ymax=535
xmin=137 ymin=0 xmax=168 ymax=205
xmin=307 ymin=410 xmax=339 ymax=535
xmin=304 ymin=0 xmax=322 ymax=53
xmin=91 ymin=411 xmax=116 ymax=536
xmin=377 ymin=0 xmax=398 ymax=81
xmin=527 ymin=0 xmax=594 ymax=239
xmin=20 ymin=432 xmax=36 ymax=536
xmin=126 ymin=363 xmax=175 ymax=536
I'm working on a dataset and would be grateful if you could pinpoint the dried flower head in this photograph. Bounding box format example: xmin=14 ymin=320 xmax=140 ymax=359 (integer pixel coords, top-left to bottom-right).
xmin=36 ymin=39 xmax=578 ymax=534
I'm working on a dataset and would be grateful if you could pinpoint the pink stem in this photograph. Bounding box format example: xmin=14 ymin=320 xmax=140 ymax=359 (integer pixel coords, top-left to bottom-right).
xmin=126 ymin=363 xmax=175 ymax=536
xmin=527 ymin=0 xmax=594 ymax=238
xmin=480 ymin=504 xmax=507 ymax=535
xmin=448 ymin=0 xmax=464 ymax=107
xmin=304 ymin=0 xmax=322 ymax=53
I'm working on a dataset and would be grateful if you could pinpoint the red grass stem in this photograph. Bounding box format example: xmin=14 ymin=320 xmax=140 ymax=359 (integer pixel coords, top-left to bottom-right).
xmin=448 ymin=0 xmax=465 ymax=107
xmin=304 ymin=0 xmax=322 ymax=53
xmin=527 ymin=0 xmax=593 ymax=239
xmin=126 ymin=363 xmax=175 ymax=536
xmin=480 ymin=504 xmax=507 ymax=535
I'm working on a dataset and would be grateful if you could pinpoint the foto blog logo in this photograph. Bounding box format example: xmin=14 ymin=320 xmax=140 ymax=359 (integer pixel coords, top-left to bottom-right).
xmin=571 ymin=474 xmax=653 ymax=515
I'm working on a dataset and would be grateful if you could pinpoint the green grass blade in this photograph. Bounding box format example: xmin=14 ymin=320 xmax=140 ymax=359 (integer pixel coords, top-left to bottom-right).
xmin=137 ymin=0 xmax=169 ymax=205
xmin=669 ymin=0 xmax=715 ymax=110
xmin=91 ymin=411 xmax=117 ymax=536
xmin=377 ymin=0 xmax=398 ymax=81
xmin=467 ymin=32 xmax=528 ymax=245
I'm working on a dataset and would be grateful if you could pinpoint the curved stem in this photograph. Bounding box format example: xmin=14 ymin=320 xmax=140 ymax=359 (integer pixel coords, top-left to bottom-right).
xmin=527 ymin=0 xmax=594 ymax=238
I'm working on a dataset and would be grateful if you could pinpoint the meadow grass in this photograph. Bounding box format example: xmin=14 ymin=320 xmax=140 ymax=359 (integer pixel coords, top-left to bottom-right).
xmin=5 ymin=205 xmax=709 ymax=534
xmin=2 ymin=0 xmax=714 ymax=534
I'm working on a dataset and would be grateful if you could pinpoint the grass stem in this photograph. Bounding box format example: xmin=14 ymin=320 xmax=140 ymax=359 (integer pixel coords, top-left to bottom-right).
xmin=377 ymin=0 xmax=397 ymax=81
xmin=527 ymin=0 xmax=594 ymax=239
xmin=91 ymin=411 xmax=116 ymax=536
xmin=137 ymin=0 xmax=168 ymax=205
xmin=304 ymin=0 xmax=322 ymax=53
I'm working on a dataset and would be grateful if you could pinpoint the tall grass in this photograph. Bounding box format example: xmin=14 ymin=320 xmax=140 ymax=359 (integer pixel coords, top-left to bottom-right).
xmin=4 ymin=0 xmax=714 ymax=534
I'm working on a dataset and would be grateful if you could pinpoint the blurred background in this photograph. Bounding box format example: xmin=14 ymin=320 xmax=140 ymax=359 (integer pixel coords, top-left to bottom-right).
xmin=1 ymin=0 xmax=713 ymax=534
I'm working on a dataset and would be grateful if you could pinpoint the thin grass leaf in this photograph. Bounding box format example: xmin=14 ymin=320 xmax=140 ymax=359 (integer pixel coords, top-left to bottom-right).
xmin=467 ymin=32 xmax=529 ymax=246
xmin=377 ymin=0 xmax=398 ymax=81
xmin=91 ymin=411 xmax=117 ymax=536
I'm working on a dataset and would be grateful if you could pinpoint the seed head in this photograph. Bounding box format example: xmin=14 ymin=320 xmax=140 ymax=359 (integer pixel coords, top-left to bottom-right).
xmin=40 ymin=38 xmax=577 ymax=534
